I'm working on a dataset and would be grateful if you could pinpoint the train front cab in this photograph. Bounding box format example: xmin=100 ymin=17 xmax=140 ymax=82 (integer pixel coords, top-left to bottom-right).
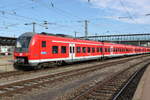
xmin=13 ymin=33 xmax=35 ymax=68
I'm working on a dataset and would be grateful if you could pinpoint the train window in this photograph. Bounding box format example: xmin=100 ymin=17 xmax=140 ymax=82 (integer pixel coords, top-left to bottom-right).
xmin=117 ymin=48 xmax=119 ymax=52
xmin=61 ymin=46 xmax=66 ymax=53
xmin=109 ymin=48 xmax=111 ymax=52
xmin=107 ymin=48 xmax=110 ymax=52
xmin=113 ymin=48 xmax=116 ymax=52
xmin=116 ymin=48 xmax=118 ymax=52
xmin=52 ymin=46 xmax=58 ymax=54
xmin=42 ymin=41 xmax=46 ymax=47
xmin=83 ymin=47 xmax=86 ymax=53
xmin=99 ymin=48 xmax=102 ymax=52
xmin=92 ymin=48 xmax=95 ymax=53
xmin=97 ymin=48 xmax=99 ymax=52
xmin=88 ymin=47 xmax=90 ymax=53
xmin=77 ymin=47 xmax=81 ymax=53
xmin=107 ymin=48 xmax=109 ymax=52
xmin=105 ymin=48 xmax=107 ymax=52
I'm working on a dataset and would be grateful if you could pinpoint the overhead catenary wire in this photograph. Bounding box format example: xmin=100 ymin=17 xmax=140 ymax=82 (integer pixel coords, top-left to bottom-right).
xmin=119 ymin=0 xmax=135 ymax=22
xmin=31 ymin=0 xmax=83 ymax=20
xmin=0 ymin=0 xmax=149 ymax=36
xmin=119 ymin=0 xmax=149 ymax=32
xmin=0 ymin=10 xmax=44 ymax=22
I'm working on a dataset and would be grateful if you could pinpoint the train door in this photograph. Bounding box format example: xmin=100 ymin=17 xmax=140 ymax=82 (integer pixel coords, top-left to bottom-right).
xmin=69 ymin=44 xmax=75 ymax=61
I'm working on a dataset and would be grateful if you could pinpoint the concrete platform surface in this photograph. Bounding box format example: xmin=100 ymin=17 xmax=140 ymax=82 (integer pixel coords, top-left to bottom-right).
xmin=0 ymin=56 xmax=15 ymax=72
xmin=0 ymin=55 xmax=14 ymax=65
xmin=132 ymin=65 xmax=150 ymax=100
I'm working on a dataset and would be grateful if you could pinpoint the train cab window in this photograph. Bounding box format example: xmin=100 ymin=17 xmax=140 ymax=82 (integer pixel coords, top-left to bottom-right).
xmin=52 ymin=46 xmax=58 ymax=54
xmin=88 ymin=47 xmax=91 ymax=53
xmin=61 ymin=46 xmax=66 ymax=53
xmin=77 ymin=47 xmax=81 ymax=53
xmin=82 ymin=47 xmax=86 ymax=53
xmin=92 ymin=48 xmax=95 ymax=53
xmin=42 ymin=41 xmax=46 ymax=47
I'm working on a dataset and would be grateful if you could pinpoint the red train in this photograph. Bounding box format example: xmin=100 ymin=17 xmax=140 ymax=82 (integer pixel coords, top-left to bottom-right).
xmin=14 ymin=32 xmax=150 ymax=69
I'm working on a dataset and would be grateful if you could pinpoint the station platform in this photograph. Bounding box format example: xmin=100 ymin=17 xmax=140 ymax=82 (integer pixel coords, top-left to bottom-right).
xmin=0 ymin=56 xmax=15 ymax=72
xmin=132 ymin=65 xmax=150 ymax=100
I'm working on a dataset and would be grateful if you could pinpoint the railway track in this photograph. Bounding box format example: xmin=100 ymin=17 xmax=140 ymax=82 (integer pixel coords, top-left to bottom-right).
xmin=0 ymin=55 xmax=149 ymax=97
xmin=0 ymin=54 xmax=148 ymax=79
xmin=71 ymin=59 xmax=149 ymax=100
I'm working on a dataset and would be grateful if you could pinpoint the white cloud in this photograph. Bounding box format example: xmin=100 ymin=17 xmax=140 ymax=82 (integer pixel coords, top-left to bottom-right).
xmin=82 ymin=0 xmax=150 ymax=24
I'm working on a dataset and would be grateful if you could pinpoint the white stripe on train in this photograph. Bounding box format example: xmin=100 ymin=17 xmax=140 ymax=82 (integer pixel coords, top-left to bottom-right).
xmin=28 ymin=52 xmax=146 ymax=63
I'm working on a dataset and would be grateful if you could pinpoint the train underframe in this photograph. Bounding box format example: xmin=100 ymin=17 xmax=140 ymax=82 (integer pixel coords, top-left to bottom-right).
xmin=14 ymin=53 xmax=147 ymax=70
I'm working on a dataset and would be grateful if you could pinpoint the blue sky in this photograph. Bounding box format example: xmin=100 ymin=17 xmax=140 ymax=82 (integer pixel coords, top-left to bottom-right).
xmin=0 ymin=0 xmax=150 ymax=37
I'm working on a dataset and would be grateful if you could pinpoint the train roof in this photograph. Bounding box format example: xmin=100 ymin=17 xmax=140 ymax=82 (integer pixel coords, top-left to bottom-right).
xmin=22 ymin=32 xmax=150 ymax=49
xmin=20 ymin=32 xmax=35 ymax=37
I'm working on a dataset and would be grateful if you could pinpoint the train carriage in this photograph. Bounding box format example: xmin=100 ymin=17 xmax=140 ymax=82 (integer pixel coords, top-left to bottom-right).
xmin=14 ymin=32 xmax=150 ymax=69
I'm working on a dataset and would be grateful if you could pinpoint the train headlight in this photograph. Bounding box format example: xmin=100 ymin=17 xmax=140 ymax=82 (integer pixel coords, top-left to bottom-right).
xmin=17 ymin=58 xmax=25 ymax=63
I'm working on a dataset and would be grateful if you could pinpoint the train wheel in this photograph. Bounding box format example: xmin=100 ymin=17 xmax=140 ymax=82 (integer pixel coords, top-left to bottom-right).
xmin=56 ymin=61 xmax=63 ymax=66
xmin=13 ymin=63 xmax=19 ymax=70
xmin=35 ymin=64 xmax=43 ymax=69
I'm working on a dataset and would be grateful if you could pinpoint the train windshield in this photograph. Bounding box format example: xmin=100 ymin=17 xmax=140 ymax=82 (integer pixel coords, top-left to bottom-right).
xmin=15 ymin=36 xmax=32 ymax=52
